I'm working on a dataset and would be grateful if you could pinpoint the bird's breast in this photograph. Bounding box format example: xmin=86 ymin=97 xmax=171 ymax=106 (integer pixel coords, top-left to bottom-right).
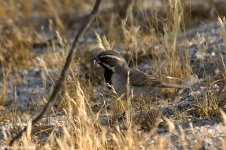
xmin=111 ymin=73 xmax=127 ymax=96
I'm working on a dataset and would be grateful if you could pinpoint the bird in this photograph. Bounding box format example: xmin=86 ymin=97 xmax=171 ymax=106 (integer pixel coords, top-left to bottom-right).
xmin=94 ymin=50 xmax=186 ymax=97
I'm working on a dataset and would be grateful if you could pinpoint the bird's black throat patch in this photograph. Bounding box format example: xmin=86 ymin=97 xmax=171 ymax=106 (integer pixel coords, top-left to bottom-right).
xmin=104 ymin=68 xmax=113 ymax=85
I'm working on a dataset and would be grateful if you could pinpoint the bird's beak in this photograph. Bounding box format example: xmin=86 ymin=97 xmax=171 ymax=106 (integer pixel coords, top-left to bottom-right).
xmin=93 ymin=57 xmax=101 ymax=66
xmin=93 ymin=59 xmax=101 ymax=65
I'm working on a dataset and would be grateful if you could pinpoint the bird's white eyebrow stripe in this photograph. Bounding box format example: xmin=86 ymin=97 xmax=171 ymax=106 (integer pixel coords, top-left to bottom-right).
xmin=100 ymin=55 xmax=125 ymax=62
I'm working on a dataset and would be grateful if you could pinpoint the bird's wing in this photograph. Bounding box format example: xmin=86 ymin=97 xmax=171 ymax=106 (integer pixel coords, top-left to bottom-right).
xmin=129 ymin=70 xmax=162 ymax=87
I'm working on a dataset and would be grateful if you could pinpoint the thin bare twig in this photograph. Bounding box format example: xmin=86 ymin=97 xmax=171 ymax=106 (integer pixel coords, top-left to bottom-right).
xmin=8 ymin=0 xmax=102 ymax=147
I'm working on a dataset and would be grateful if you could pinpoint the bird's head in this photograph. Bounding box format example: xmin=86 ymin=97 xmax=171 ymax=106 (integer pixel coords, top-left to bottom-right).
xmin=95 ymin=50 xmax=128 ymax=72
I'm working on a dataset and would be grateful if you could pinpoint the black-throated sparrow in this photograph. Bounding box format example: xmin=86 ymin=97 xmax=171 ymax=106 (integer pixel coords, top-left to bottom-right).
xmin=95 ymin=50 xmax=186 ymax=97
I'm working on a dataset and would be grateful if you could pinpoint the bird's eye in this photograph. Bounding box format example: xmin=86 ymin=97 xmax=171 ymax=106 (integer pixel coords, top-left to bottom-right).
xmin=103 ymin=57 xmax=109 ymax=61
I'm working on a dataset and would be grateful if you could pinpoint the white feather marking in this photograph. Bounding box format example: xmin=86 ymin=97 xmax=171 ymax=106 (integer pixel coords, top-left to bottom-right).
xmin=100 ymin=55 xmax=125 ymax=62
xmin=102 ymin=62 xmax=115 ymax=72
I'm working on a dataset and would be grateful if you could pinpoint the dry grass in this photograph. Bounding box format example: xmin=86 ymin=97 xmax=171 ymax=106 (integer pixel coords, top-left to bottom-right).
xmin=194 ymin=90 xmax=220 ymax=118
xmin=1 ymin=0 xmax=226 ymax=149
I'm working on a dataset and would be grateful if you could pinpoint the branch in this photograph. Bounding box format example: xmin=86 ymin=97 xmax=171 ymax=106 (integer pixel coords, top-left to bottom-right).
xmin=8 ymin=0 xmax=102 ymax=147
